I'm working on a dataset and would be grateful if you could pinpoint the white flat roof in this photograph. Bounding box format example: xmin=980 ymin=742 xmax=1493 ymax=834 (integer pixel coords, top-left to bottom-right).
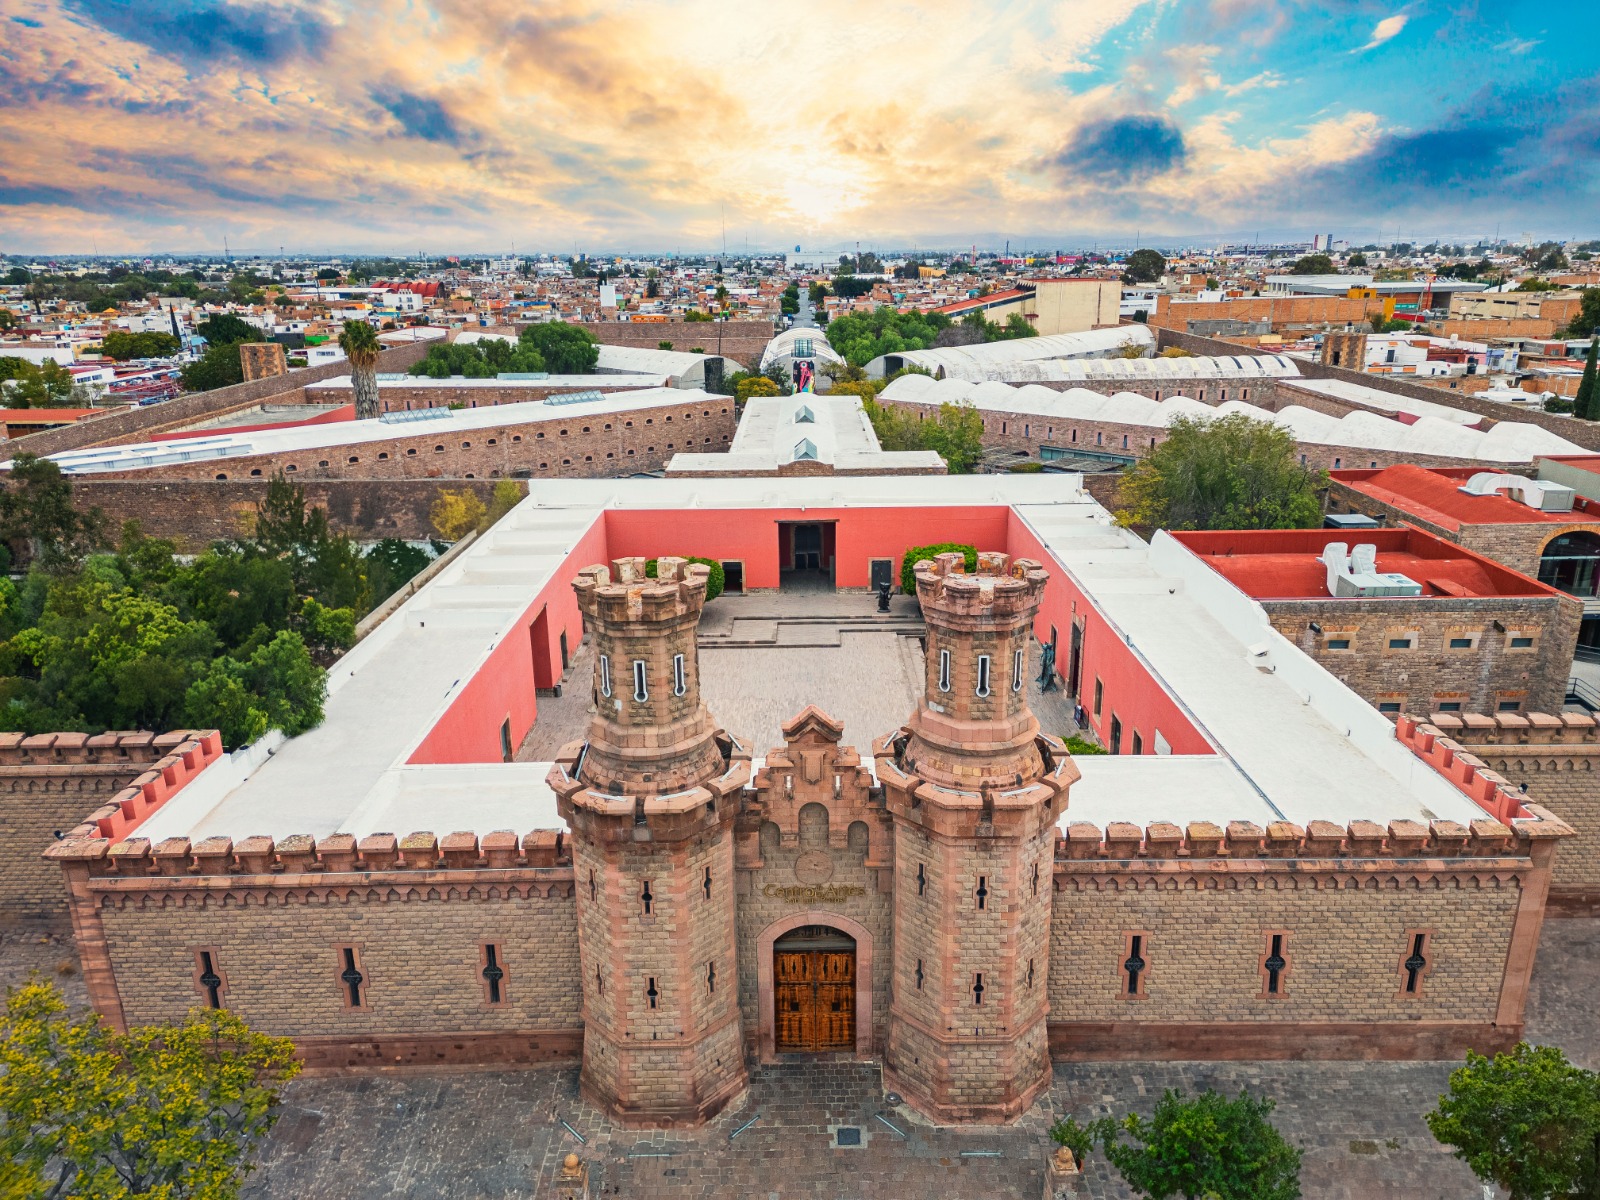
xmin=130 ymin=473 xmax=1487 ymax=844
xmin=924 ymin=352 xmax=1301 ymax=385
xmin=668 ymin=393 xmax=943 ymax=473
xmin=27 ymin=388 xmax=722 ymax=476
xmin=304 ymin=374 xmax=668 ymax=391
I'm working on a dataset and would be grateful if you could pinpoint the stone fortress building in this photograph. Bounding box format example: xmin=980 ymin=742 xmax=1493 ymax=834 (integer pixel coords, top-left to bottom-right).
xmin=27 ymin=473 xmax=1586 ymax=1130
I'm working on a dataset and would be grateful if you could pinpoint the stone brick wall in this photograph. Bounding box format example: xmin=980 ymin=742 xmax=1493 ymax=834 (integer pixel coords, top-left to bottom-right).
xmin=1045 ymin=808 xmax=1565 ymax=1058
xmin=306 ymin=379 xmax=661 ymax=412
xmin=1424 ymin=711 xmax=1600 ymax=911
xmin=87 ymin=398 xmax=737 ymax=485
xmin=239 ymin=342 xmax=288 ymax=382
xmin=5 ymin=342 xmax=432 ymax=458
xmin=69 ymin=478 xmax=509 ymax=549
xmin=1262 ymin=593 xmax=1581 ymax=714
xmin=0 ymin=733 xmax=172 ymax=922
xmin=1150 ymin=295 xmax=1372 ymax=332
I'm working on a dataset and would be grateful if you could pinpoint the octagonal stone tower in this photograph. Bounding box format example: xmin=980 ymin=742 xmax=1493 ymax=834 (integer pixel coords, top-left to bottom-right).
xmin=875 ymin=551 xmax=1079 ymax=1124
xmin=549 ymin=557 xmax=750 ymax=1126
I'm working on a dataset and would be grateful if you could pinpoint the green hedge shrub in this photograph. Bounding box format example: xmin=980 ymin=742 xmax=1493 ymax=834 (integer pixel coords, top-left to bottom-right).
xmin=644 ymin=556 xmax=725 ymax=601
xmin=900 ymin=543 xmax=978 ymax=593
xmin=1065 ymin=735 xmax=1106 ymax=756
xmin=1008 ymin=461 xmax=1045 ymax=473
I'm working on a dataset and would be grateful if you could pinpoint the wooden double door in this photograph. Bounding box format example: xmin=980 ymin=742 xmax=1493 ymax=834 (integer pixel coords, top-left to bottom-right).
xmin=774 ymin=928 xmax=856 ymax=1054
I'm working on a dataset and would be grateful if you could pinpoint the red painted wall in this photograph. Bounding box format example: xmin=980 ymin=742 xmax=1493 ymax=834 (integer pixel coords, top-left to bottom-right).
xmin=408 ymin=516 xmax=607 ymax=764
xmin=1006 ymin=511 xmax=1211 ymax=756
xmin=604 ymin=506 xmax=1012 ymax=590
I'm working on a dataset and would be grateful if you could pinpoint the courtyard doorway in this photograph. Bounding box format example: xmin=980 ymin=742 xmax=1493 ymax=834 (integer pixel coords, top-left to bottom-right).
xmin=773 ymin=925 xmax=856 ymax=1054
xmin=778 ymin=521 xmax=836 ymax=591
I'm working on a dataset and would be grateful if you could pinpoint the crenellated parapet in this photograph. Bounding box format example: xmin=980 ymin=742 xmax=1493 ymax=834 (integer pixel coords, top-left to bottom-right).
xmin=1051 ymin=808 xmax=1571 ymax=865
xmin=912 ymin=551 xmax=1049 ymax=628
xmin=48 ymin=732 xmax=224 ymax=844
xmin=1420 ymin=711 xmax=1600 ymax=746
xmin=1395 ymin=716 xmax=1553 ymax=823
xmin=571 ymin=556 xmax=710 ymax=627
xmin=43 ymin=826 xmax=574 ymax=878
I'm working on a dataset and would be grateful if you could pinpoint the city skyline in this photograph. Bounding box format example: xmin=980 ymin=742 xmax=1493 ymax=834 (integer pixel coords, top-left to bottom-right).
xmin=1 ymin=0 xmax=1596 ymax=254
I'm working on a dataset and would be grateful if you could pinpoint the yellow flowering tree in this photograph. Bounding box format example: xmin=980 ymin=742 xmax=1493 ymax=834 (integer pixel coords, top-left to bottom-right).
xmin=0 ymin=982 xmax=299 ymax=1199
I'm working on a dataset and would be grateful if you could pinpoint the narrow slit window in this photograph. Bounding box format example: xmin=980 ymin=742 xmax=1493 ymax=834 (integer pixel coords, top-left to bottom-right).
xmin=1013 ymin=647 xmax=1024 ymax=692
xmin=195 ymin=950 xmax=224 ymax=1009
xmin=596 ymin=966 xmax=604 ymax=995
xmin=938 ymin=649 xmax=951 ymax=693
xmin=1032 ymin=862 xmax=1039 ymax=896
xmin=589 ymin=869 xmax=597 ymax=902
xmin=646 ymin=977 xmax=659 ymax=1009
xmin=1122 ymin=933 xmax=1147 ymax=998
xmin=1027 ymin=958 xmax=1035 ymax=989
xmin=632 ymin=660 xmax=648 ymax=702
xmin=482 ymin=944 xmax=505 ymax=1005
xmin=1261 ymin=933 xmax=1288 ymax=997
xmin=975 ymin=654 xmax=991 ymax=698
xmin=672 ymin=653 xmax=687 ymax=697
xmin=599 ymin=654 xmax=612 ymax=698
xmin=975 ymin=876 xmax=988 ymax=910
xmin=1401 ymin=932 xmax=1431 ymax=996
xmin=915 ymin=959 xmax=924 ymax=989
xmin=972 ymin=973 xmax=985 ymax=1005
xmin=707 ymin=961 xmax=716 ymax=994
xmin=916 ymin=863 xmax=926 ymax=896
xmin=703 ymin=865 xmax=712 ymax=900
xmin=640 ymin=880 xmax=653 ymax=916
xmin=340 ymin=947 xmax=365 ymax=1009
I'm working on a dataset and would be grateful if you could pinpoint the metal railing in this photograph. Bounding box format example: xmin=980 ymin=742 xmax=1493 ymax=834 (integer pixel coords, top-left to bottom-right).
xmin=1567 ymin=676 xmax=1600 ymax=712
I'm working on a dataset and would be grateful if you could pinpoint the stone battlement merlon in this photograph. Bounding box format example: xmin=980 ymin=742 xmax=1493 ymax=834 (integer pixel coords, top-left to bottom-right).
xmin=0 ymin=730 xmax=184 ymax=767
xmin=43 ymin=827 xmax=573 ymax=877
xmin=46 ymin=732 xmax=224 ymax=844
xmin=1417 ymin=711 xmax=1600 ymax=746
xmin=912 ymin=551 xmax=1047 ymax=619
xmin=572 ymin=556 xmax=709 ymax=625
xmin=1395 ymin=716 xmax=1557 ymax=822
xmin=1053 ymin=805 xmax=1570 ymax=864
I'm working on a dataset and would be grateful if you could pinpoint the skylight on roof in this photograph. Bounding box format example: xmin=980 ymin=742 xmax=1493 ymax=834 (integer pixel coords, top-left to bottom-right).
xmin=792 ymin=438 xmax=818 ymax=461
xmin=794 ymin=405 xmax=815 ymax=423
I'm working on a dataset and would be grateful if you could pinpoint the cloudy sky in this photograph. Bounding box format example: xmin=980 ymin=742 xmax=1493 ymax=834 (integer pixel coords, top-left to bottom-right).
xmin=1 ymin=0 xmax=1595 ymax=254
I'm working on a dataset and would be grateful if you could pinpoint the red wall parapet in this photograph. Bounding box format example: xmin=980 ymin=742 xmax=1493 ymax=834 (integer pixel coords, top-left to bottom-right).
xmin=45 ymin=731 xmax=224 ymax=844
xmin=1395 ymin=716 xmax=1540 ymax=822
xmin=1422 ymin=711 xmax=1600 ymax=746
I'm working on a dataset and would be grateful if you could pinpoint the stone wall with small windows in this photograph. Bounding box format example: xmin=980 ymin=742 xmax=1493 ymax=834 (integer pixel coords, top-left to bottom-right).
xmin=83 ymin=398 xmax=739 ymax=484
xmin=1260 ymin=593 xmax=1581 ymax=716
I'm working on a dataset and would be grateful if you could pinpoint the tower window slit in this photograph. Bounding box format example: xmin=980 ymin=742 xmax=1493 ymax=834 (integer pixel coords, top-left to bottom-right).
xmin=672 ymin=653 xmax=687 ymax=697
xmin=340 ymin=948 xmax=364 ymax=1007
xmin=646 ymin=977 xmax=659 ymax=1009
xmin=972 ymin=973 xmax=985 ymax=1005
xmin=640 ymin=880 xmax=653 ymax=916
xmin=632 ymin=660 xmax=648 ymax=702
xmin=915 ymin=959 xmax=924 ymax=990
xmin=1027 ymin=958 xmax=1035 ymax=989
xmin=707 ymin=961 xmax=716 ymax=994
xmin=589 ymin=869 xmax=597 ymax=901
xmin=598 ymin=654 xmax=611 ymax=698
xmin=1012 ymin=647 xmax=1024 ymax=692
xmin=703 ymin=865 xmax=712 ymax=900
xmin=938 ymin=649 xmax=951 ymax=693
xmin=1032 ymin=862 xmax=1039 ymax=896
xmin=975 ymin=876 xmax=988 ymax=910
xmin=975 ymin=654 xmax=991 ymax=698
xmin=916 ymin=863 xmax=926 ymax=896
xmin=1264 ymin=934 xmax=1286 ymax=995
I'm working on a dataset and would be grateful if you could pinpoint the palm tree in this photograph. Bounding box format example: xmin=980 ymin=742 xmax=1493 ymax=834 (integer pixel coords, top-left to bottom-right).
xmin=338 ymin=319 xmax=382 ymax=420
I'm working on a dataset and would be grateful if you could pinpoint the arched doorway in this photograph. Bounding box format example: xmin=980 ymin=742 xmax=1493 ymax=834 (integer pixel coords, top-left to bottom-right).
xmin=756 ymin=911 xmax=874 ymax=1060
xmin=773 ymin=925 xmax=855 ymax=1054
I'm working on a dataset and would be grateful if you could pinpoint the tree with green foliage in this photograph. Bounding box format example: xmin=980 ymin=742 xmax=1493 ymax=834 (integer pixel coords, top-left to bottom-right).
xmin=408 ymin=339 xmax=546 ymax=379
xmin=195 ymin=314 xmax=261 ymax=348
xmin=644 ymin=556 xmax=725 ymax=600
xmin=338 ymin=320 xmax=382 ymax=420
xmin=809 ymin=280 xmax=829 ymax=305
xmin=99 ymin=330 xmax=180 ymax=361
xmin=861 ymin=396 xmax=984 ymax=474
xmin=780 ymin=285 xmax=800 ymax=316
xmin=824 ymin=306 xmax=953 ymax=367
xmin=1568 ymin=289 xmax=1600 ymax=340
xmin=183 ymin=629 xmax=326 ymax=748
xmin=0 ymin=454 xmax=107 ymax=571
xmin=1427 ymin=1042 xmax=1600 ymax=1200
xmin=179 ymin=344 xmax=246 ymax=392
xmin=1115 ymin=414 xmax=1326 ymax=532
xmin=1347 ymin=252 xmax=1368 ymax=267
xmin=0 ymin=981 xmax=299 ymax=1200
xmin=363 ymin=538 xmax=435 ymax=606
xmin=1123 ymin=249 xmax=1166 ymax=283
xmin=518 ymin=323 xmax=599 ymax=374
xmin=1289 ymin=254 xmax=1335 ymax=275
xmin=1576 ymin=338 xmax=1599 ymax=421
xmin=1097 ymin=1088 xmax=1302 ymax=1200
xmin=0 ymin=359 xmax=101 ymax=409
